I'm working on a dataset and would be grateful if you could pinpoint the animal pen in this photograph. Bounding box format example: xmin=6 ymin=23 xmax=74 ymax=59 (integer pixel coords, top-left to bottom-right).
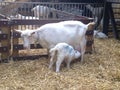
xmin=0 ymin=1 xmax=114 ymax=62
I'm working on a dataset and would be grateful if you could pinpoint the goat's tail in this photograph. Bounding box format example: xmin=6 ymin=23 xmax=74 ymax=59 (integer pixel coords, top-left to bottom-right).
xmin=49 ymin=48 xmax=58 ymax=62
xmin=87 ymin=22 xmax=95 ymax=31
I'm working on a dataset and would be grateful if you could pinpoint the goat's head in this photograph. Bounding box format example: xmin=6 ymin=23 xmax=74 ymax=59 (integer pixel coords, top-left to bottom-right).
xmin=15 ymin=29 xmax=35 ymax=50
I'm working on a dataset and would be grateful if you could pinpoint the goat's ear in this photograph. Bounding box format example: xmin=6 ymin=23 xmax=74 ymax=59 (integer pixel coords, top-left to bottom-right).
xmin=14 ymin=29 xmax=22 ymax=34
xmin=87 ymin=22 xmax=95 ymax=30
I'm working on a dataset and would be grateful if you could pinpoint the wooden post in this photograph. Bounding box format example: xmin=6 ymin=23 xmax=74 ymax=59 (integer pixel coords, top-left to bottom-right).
xmin=103 ymin=2 xmax=119 ymax=39
xmin=11 ymin=26 xmax=19 ymax=60
xmin=0 ymin=21 xmax=11 ymax=62
xmin=86 ymin=30 xmax=94 ymax=53
xmin=108 ymin=2 xmax=119 ymax=39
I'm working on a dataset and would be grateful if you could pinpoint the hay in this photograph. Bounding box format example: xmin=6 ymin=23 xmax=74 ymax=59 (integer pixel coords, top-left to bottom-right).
xmin=0 ymin=38 xmax=120 ymax=90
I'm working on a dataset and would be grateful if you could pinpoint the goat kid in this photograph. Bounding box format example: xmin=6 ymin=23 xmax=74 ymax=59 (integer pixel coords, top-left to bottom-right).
xmin=49 ymin=43 xmax=81 ymax=73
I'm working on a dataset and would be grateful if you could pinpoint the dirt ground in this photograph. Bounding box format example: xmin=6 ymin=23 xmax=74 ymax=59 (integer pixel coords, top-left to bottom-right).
xmin=0 ymin=38 xmax=120 ymax=90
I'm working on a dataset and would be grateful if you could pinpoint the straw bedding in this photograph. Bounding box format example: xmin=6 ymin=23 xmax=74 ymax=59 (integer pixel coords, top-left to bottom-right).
xmin=0 ymin=38 xmax=120 ymax=90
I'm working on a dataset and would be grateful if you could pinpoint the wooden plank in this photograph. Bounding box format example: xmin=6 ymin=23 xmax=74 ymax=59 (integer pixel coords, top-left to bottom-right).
xmin=13 ymin=54 xmax=48 ymax=61
xmin=13 ymin=44 xmax=43 ymax=50
xmin=11 ymin=19 xmax=92 ymax=25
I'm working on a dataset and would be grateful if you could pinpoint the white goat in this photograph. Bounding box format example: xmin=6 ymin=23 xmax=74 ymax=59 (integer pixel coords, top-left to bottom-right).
xmin=15 ymin=20 xmax=95 ymax=62
xmin=49 ymin=43 xmax=81 ymax=72
xmin=31 ymin=5 xmax=57 ymax=19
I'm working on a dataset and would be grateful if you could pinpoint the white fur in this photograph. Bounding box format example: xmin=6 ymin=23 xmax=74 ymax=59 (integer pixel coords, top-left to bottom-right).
xmin=15 ymin=20 xmax=95 ymax=62
xmin=49 ymin=43 xmax=81 ymax=72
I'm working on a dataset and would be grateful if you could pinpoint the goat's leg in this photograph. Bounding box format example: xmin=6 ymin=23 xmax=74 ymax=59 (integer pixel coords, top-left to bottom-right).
xmin=56 ymin=57 xmax=64 ymax=73
xmin=49 ymin=57 xmax=54 ymax=69
xmin=80 ymin=40 xmax=86 ymax=63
